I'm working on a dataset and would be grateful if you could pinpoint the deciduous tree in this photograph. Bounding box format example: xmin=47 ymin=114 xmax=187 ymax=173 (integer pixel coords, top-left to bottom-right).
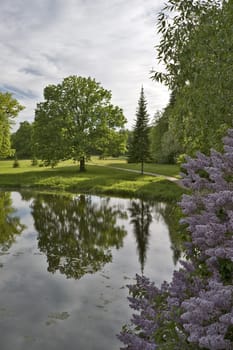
xmin=0 ymin=92 xmax=24 ymax=158
xmin=11 ymin=121 xmax=33 ymax=159
xmin=153 ymin=0 xmax=233 ymax=154
xmin=33 ymin=76 xmax=126 ymax=171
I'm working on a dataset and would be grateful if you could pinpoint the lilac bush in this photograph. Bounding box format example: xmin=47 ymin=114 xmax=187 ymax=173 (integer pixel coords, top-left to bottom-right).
xmin=118 ymin=129 xmax=233 ymax=349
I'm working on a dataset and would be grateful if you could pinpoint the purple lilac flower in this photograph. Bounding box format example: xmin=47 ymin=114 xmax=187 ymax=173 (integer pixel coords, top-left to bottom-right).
xmin=119 ymin=129 xmax=233 ymax=349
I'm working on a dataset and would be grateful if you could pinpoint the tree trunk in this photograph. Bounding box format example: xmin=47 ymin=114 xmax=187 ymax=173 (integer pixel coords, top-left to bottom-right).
xmin=79 ymin=156 xmax=86 ymax=172
xmin=141 ymin=160 xmax=144 ymax=175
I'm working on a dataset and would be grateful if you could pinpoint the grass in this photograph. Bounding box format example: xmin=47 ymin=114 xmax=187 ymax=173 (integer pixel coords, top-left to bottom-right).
xmin=0 ymin=159 xmax=186 ymax=201
xmin=89 ymin=157 xmax=181 ymax=178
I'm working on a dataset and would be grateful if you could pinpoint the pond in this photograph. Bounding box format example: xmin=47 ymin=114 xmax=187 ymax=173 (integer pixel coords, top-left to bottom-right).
xmin=0 ymin=191 xmax=181 ymax=350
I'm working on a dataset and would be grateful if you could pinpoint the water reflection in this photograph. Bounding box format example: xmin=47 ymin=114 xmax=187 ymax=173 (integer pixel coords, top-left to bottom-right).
xmin=0 ymin=191 xmax=182 ymax=350
xmin=128 ymin=199 xmax=152 ymax=273
xmin=156 ymin=203 xmax=187 ymax=264
xmin=0 ymin=191 xmax=186 ymax=271
xmin=0 ymin=192 xmax=25 ymax=252
xmin=30 ymin=193 xmax=127 ymax=279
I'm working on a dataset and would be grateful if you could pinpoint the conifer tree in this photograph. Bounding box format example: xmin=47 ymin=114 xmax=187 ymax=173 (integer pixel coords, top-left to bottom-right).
xmin=128 ymin=87 xmax=150 ymax=174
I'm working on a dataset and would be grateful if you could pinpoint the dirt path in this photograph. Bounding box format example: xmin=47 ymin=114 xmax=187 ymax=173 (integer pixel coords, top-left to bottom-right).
xmin=93 ymin=164 xmax=184 ymax=187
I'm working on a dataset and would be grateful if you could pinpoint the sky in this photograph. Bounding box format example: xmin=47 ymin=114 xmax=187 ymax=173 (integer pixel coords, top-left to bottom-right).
xmin=0 ymin=0 xmax=170 ymax=131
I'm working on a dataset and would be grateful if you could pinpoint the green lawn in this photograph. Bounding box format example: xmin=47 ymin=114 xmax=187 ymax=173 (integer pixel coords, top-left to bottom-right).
xmin=0 ymin=159 xmax=185 ymax=201
xmin=89 ymin=157 xmax=181 ymax=178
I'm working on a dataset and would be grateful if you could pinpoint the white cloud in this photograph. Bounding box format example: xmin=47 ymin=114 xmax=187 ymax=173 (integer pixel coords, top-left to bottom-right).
xmin=0 ymin=0 xmax=169 ymax=130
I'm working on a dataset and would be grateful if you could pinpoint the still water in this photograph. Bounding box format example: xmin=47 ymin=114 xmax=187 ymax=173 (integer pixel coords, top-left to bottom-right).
xmin=0 ymin=191 xmax=179 ymax=350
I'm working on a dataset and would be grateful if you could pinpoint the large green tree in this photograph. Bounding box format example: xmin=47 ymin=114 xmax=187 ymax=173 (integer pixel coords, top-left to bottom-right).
xmin=0 ymin=92 xmax=24 ymax=158
xmin=33 ymin=76 xmax=126 ymax=171
xmin=128 ymin=87 xmax=150 ymax=174
xmin=153 ymin=0 xmax=233 ymax=155
xmin=11 ymin=121 xmax=34 ymax=159
xmin=150 ymin=93 xmax=182 ymax=164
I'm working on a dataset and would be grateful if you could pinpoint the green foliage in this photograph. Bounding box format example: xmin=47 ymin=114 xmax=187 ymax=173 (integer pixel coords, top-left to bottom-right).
xmin=33 ymin=76 xmax=126 ymax=171
xmin=11 ymin=121 xmax=34 ymax=159
xmin=0 ymin=92 xmax=24 ymax=158
xmin=128 ymin=87 xmax=151 ymax=173
xmin=126 ymin=129 xmax=133 ymax=157
xmin=160 ymin=130 xmax=182 ymax=164
xmin=153 ymin=0 xmax=233 ymax=155
xmin=95 ymin=129 xmax=127 ymax=158
xmin=176 ymin=153 xmax=187 ymax=166
xmin=218 ymin=258 xmax=233 ymax=284
xmin=31 ymin=156 xmax=38 ymax=166
xmin=150 ymin=93 xmax=182 ymax=164
xmin=12 ymin=157 xmax=20 ymax=168
xmin=150 ymin=117 xmax=181 ymax=164
xmin=149 ymin=111 xmax=168 ymax=163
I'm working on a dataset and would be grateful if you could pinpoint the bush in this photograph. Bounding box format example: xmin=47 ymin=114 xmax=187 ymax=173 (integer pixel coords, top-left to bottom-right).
xmin=12 ymin=158 xmax=20 ymax=168
xmin=176 ymin=153 xmax=187 ymax=166
xmin=31 ymin=157 xmax=38 ymax=166
xmin=118 ymin=129 xmax=233 ymax=349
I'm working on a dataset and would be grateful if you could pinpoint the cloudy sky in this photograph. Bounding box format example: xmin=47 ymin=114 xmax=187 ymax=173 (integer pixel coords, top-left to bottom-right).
xmin=0 ymin=0 xmax=169 ymax=131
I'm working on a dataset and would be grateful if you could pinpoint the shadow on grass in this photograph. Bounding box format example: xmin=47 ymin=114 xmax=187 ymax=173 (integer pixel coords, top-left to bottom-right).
xmin=135 ymin=179 xmax=187 ymax=202
xmin=0 ymin=164 xmax=138 ymax=189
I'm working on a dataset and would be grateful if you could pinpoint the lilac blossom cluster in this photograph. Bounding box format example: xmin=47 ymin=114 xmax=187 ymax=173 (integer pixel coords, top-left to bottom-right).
xmin=118 ymin=129 xmax=233 ymax=349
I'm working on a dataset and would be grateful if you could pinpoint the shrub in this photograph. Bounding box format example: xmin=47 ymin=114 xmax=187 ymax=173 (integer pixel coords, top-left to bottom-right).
xmin=12 ymin=158 xmax=20 ymax=168
xmin=31 ymin=157 xmax=38 ymax=166
xmin=176 ymin=153 xmax=187 ymax=166
xmin=118 ymin=129 xmax=233 ymax=349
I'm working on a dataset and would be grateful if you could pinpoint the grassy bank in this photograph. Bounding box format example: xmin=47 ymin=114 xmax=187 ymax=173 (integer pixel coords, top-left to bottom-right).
xmin=0 ymin=159 xmax=185 ymax=201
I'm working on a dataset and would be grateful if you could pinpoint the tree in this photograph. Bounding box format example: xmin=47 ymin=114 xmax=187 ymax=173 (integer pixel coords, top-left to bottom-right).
xmin=150 ymin=92 xmax=183 ymax=164
xmin=150 ymin=111 xmax=167 ymax=163
xmin=11 ymin=121 xmax=33 ymax=159
xmin=150 ymin=112 xmax=181 ymax=164
xmin=0 ymin=92 xmax=24 ymax=158
xmin=33 ymin=76 xmax=126 ymax=171
xmin=153 ymin=0 xmax=233 ymax=155
xmin=128 ymin=87 xmax=150 ymax=174
xmin=96 ymin=129 xmax=127 ymax=158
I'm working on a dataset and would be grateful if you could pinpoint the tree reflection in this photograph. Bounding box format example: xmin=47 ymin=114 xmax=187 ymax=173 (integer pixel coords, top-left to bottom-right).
xmin=0 ymin=192 xmax=25 ymax=251
xmin=129 ymin=199 xmax=152 ymax=273
xmin=30 ymin=193 xmax=127 ymax=279
xmin=155 ymin=202 xmax=188 ymax=264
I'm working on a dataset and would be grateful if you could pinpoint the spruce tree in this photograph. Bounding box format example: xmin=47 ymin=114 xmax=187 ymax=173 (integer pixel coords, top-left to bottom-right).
xmin=128 ymin=87 xmax=150 ymax=174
